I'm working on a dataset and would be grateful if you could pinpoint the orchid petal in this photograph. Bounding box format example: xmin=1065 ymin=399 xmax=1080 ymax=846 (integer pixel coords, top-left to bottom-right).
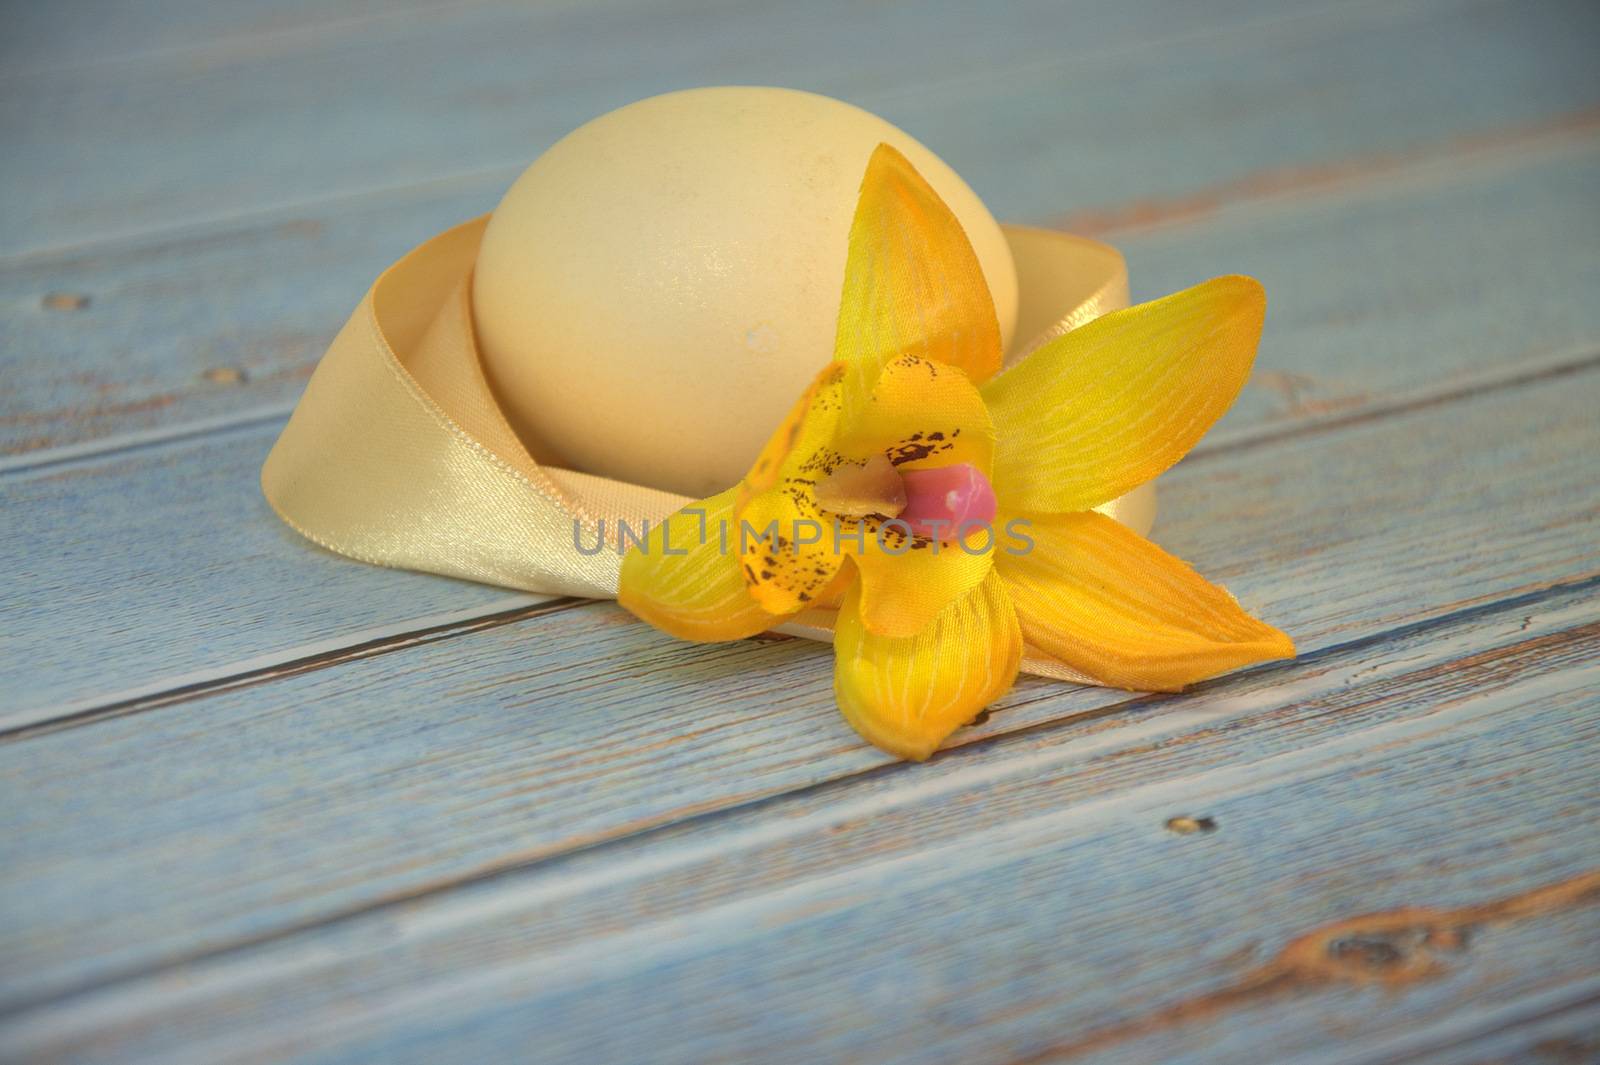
xmin=836 ymin=143 xmax=1003 ymax=415
xmin=984 ymin=276 xmax=1265 ymax=513
xmin=834 ymin=353 xmax=994 ymax=473
xmin=996 ymin=510 xmax=1294 ymax=691
xmin=833 ymin=569 xmax=1021 ymax=760
xmin=737 ymin=486 xmax=846 ymax=616
xmin=850 ymin=531 xmax=993 ymax=639
xmin=618 ymin=486 xmax=787 ymax=641
xmin=740 ymin=362 xmax=846 ymax=502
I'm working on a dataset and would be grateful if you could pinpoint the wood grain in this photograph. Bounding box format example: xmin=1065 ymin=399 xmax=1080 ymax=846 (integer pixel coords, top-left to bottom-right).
xmin=2 ymin=368 xmax=1595 ymax=1017
xmin=3 ymin=582 xmax=1594 ymax=1062
xmin=4 ymin=0 xmax=1598 ymax=1058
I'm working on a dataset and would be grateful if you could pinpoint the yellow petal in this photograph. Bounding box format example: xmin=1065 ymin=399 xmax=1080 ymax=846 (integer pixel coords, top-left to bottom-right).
xmin=740 ymin=362 xmax=846 ymax=502
xmin=833 ymin=569 xmax=1021 ymax=760
xmin=836 ymin=143 xmax=1003 ymax=415
xmin=996 ymin=510 xmax=1294 ymax=691
xmin=810 ymin=564 xmax=857 ymax=610
xmin=850 ymin=531 xmax=993 ymax=639
xmin=731 ymin=363 xmax=853 ymax=614
xmin=822 ymin=353 xmax=998 ymax=637
xmin=983 ymin=276 xmax=1266 ymax=513
xmin=737 ymin=486 xmax=846 ymax=616
xmin=834 ymin=353 xmax=994 ymax=473
xmin=619 ymin=486 xmax=785 ymax=641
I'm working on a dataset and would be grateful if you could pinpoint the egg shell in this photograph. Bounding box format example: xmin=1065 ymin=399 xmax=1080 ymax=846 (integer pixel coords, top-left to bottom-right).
xmin=472 ymin=86 xmax=1019 ymax=498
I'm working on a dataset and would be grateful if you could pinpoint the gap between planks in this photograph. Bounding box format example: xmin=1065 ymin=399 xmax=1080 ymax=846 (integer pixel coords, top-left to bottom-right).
xmin=0 ymin=597 xmax=581 ymax=741
xmin=5 ymin=343 xmax=1598 ymax=742
xmin=3 ymin=577 xmax=1593 ymax=1049
xmin=4 ymin=575 xmax=1595 ymax=1021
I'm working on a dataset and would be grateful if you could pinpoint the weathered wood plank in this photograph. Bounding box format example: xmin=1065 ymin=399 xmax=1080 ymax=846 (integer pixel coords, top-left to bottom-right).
xmin=3 ymin=2 xmax=1594 ymax=1060
xmin=2 ymin=582 xmax=1594 ymax=1062
xmin=4 ymin=143 xmax=1598 ymax=722
xmin=1 ymin=369 xmax=1596 ymax=1014
xmin=6 ymin=0 xmax=1598 ymax=455
xmin=5 ymin=4 xmax=1597 ymax=1056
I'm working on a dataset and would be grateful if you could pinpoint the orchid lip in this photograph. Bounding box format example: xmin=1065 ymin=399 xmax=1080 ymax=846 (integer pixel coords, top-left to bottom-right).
xmin=897 ymin=463 xmax=997 ymax=542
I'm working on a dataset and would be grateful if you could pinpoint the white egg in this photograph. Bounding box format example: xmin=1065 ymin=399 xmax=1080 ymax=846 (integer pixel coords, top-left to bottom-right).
xmin=472 ymin=86 xmax=1019 ymax=499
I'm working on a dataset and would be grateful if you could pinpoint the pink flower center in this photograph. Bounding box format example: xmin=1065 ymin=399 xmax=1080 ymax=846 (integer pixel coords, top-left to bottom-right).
xmin=897 ymin=463 xmax=997 ymax=542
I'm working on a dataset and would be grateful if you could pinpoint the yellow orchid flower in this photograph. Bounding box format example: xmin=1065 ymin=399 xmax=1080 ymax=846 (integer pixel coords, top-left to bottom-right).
xmin=619 ymin=143 xmax=1294 ymax=760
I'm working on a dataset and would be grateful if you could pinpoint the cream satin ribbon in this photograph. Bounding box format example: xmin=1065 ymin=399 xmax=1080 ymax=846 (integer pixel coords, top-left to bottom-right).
xmin=262 ymin=217 xmax=1153 ymax=679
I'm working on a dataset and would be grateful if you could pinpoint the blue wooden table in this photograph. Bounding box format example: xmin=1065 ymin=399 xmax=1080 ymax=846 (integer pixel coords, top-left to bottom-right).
xmin=3 ymin=1 xmax=1598 ymax=1061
